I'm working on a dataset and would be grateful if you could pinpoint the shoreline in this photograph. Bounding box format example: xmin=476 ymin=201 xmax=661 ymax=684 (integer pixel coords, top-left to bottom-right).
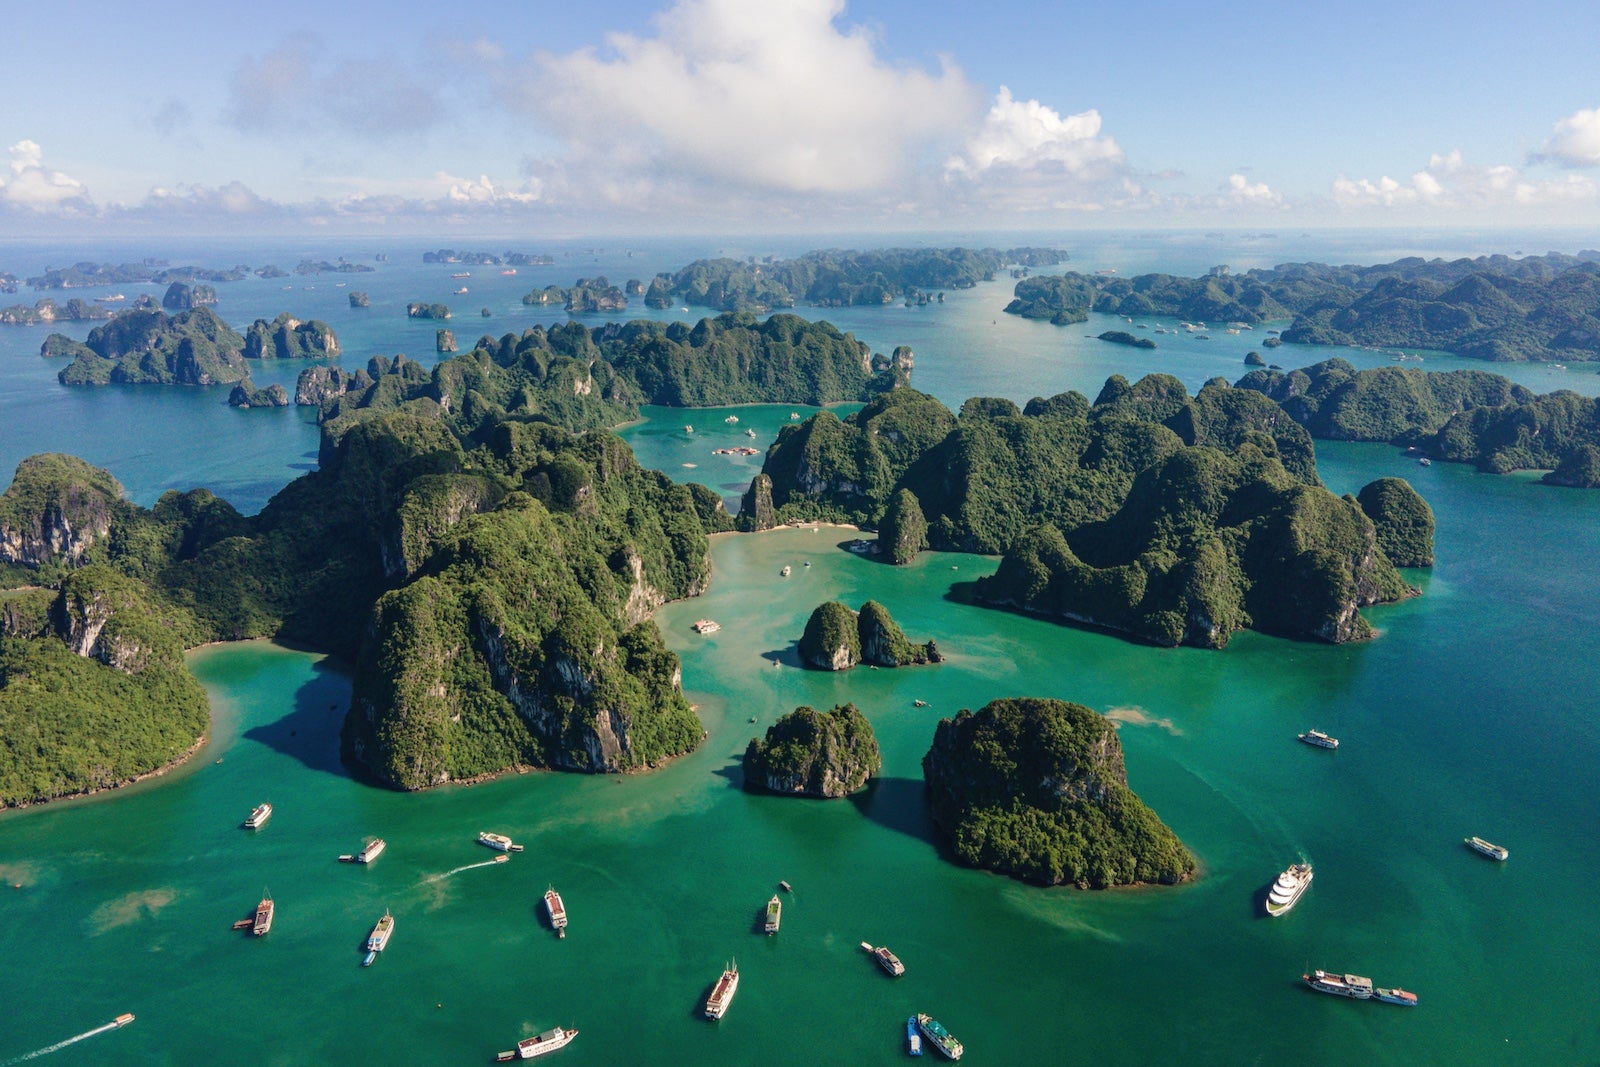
xmin=1 ymin=727 xmax=211 ymax=813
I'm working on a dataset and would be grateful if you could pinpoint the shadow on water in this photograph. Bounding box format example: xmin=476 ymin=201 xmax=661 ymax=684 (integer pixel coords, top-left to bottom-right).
xmin=759 ymin=644 xmax=802 ymax=668
xmin=849 ymin=776 xmax=938 ymax=848
xmin=241 ymin=658 xmax=352 ymax=777
xmin=710 ymin=755 xmax=746 ymax=790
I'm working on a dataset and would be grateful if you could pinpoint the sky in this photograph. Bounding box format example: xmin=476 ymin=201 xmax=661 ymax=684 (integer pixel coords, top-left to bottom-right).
xmin=1 ymin=0 xmax=1597 ymax=235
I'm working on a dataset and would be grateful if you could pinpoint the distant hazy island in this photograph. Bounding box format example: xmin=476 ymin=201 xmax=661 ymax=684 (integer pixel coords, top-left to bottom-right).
xmin=644 ymin=247 xmax=1067 ymax=313
xmin=924 ymin=697 xmax=1196 ymax=888
xmin=423 ymin=249 xmax=554 ymax=266
xmin=1006 ymin=251 xmax=1600 ymax=363
xmin=742 ymin=377 xmax=1430 ymax=647
xmin=42 ymin=308 xmax=338 ymax=387
xmin=522 ymin=277 xmax=628 ymax=313
xmin=1237 ymin=356 xmax=1600 ymax=486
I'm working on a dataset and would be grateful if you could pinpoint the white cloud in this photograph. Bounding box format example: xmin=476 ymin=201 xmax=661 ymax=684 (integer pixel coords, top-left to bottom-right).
xmin=439 ymin=172 xmax=542 ymax=204
xmin=944 ymin=87 xmax=1123 ymax=177
xmin=1534 ymin=107 xmax=1600 ymax=168
xmin=515 ymin=0 xmax=979 ymax=199
xmin=228 ymin=34 xmax=444 ymax=138
xmin=0 ymin=141 xmax=94 ymax=213
xmin=1332 ymin=149 xmax=1597 ymax=210
xmin=139 ymin=181 xmax=277 ymax=216
xmin=1222 ymin=173 xmax=1282 ymax=208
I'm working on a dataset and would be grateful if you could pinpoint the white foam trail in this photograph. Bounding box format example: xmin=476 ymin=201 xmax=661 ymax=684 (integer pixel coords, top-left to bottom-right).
xmin=3 ymin=1020 xmax=121 ymax=1064
xmin=421 ymin=857 xmax=508 ymax=884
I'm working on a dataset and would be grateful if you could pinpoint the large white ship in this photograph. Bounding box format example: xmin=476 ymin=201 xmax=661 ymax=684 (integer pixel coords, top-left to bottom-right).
xmin=703 ymin=961 xmax=739 ymax=1019
xmin=1264 ymin=863 xmax=1312 ymax=917
xmin=495 ymin=1025 xmax=578 ymax=1060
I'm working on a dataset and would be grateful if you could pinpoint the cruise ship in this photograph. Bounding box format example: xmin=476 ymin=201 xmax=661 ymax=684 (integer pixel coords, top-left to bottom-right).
xmin=339 ymin=837 xmax=386 ymax=863
xmin=243 ymin=803 xmax=272 ymax=829
xmin=915 ymin=1014 xmax=963 ymax=1060
xmin=1265 ymin=863 xmax=1313 ymax=917
xmin=252 ymin=892 xmax=274 ymax=937
xmin=1298 ymin=729 xmax=1339 ymax=750
xmin=544 ymin=887 xmax=568 ymax=938
xmin=479 ymin=832 xmax=524 ymax=852
xmin=703 ymin=961 xmax=739 ymax=1019
xmin=1466 ymin=836 xmax=1509 ymax=861
xmin=1303 ymin=969 xmax=1374 ymax=998
xmin=495 ymin=1025 xmax=578 ymax=1060
xmin=861 ymin=941 xmax=905 ymax=976
xmin=764 ymin=894 xmax=781 ymax=934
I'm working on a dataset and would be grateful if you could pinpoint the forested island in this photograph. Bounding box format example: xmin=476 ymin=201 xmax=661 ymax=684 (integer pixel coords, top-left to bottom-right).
xmin=923 ymin=697 xmax=1196 ymax=888
xmin=644 ymin=247 xmax=1066 ymax=313
xmin=1005 ymin=252 xmax=1600 ymax=362
xmin=742 ymin=377 xmax=1428 ymax=646
xmin=521 ymin=277 xmax=627 ymax=313
xmin=742 ymin=703 xmax=880 ymax=797
xmin=1237 ymin=357 xmax=1600 ymax=485
xmin=0 ymin=297 xmax=112 ymax=325
xmin=796 ymin=599 xmax=940 ymax=670
xmin=299 ymin=313 xmax=908 ymax=445
xmin=41 ymin=308 xmax=339 ymax=387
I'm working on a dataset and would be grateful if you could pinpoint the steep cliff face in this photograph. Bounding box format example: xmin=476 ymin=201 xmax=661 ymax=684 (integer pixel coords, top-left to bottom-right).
xmin=244 ymin=313 xmax=340 ymax=361
xmin=922 ymin=697 xmax=1195 ymax=888
xmin=797 ymin=600 xmax=860 ymax=670
xmin=742 ymin=703 xmax=881 ymax=797
xmin=0 ymin=454 xmax=125 ymax=568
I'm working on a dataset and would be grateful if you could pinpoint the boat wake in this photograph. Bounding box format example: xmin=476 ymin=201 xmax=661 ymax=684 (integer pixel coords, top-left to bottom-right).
xmin=2 ymin=1019 xmax=123 ymax=1064
xmin=422 ymin=856 xmax=510 ymax=884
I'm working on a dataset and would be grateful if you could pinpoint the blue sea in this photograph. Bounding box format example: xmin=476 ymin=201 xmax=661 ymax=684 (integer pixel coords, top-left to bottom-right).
xmin=0 ymin=229 xmax=1596 ymax=1066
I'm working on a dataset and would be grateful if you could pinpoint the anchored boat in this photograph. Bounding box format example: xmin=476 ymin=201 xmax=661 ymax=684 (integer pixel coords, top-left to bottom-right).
xmin=1303 ymin=970 xmax=1374 ymax=998
xmin=242 ymin=803 xmax=272 ymax=829
xmin=703 ymin=961 xmax=739 ymax=1019
xmin=1465 ymin=836 xmax=1509 ymax=861
xmin=339 ymin=837 xmax=386 ymax=863
xmin=1298 ymin=729 xmax=1339 ymax=750
xmin=495 ymin=1025 xmax=579 ymax=1060
xmin=915 ymin=1014 xmax=963 ymax=1060
xmin=251 ymin=891 xmax=274 ymax=937
xmin=764 ymin=894 xmax=781 ymax=934
xmin=544 ymin=886 xmax=568 ymax=938
xmin=861 ymin=942 xmax=905 ymax=976
xmin=479 ymin=832 xmax=524 ymax=853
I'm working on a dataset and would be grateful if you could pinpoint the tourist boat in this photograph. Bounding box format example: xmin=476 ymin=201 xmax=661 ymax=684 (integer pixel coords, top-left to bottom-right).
xmin=764 ymin=894 xmax=781 ymax=934
xmin=479 ymin=832 xmax=524 ymax=853
xmin=451 ymin=272 xmax=471 ymax=278
xmin=780 ymin=565 xmax=791 ymax=577
xmin=364 ymin=909 xmax=394 ymax=965
xmin=724 ymin=415 xmax=739 ymax=424
xmin=1298 ymin=729 xmax=1339 ymax=750
xmin=745 ymin=428 xmax=756 ymax=438
xmin=790 ymin=412 xmax=800 ymax=420
xmin=861 ymin=941 xmax=905 ymax=976
xmin=1465 ymin=836 xmax=1509 ymax=861
xmin=454 ymin=286 xmax=468 ymax=294
xmin=1265 ymin=863 xmax=1313 ymax=917
xmin=252 ymin=892 xmax=275 ymax=937
xmin=915 ymin=1014 xmax=963 ymax=1060
xmin=703 ymin=961 xmax=739 ymax=1019
xmin=96 ymin=294 xmax=125 ymax=303
xmin=1376 ymin=986 xmax=1419 ymax=1006
xmin=243 ymin=803 xmax=272 ymax=829
xmin=545 ymin=886 xmax=568 ymax=938
xmin=1303 ymin=969 xmax=1374 ymax=998
xmin=692 ymin=619 xmax=721 ymax=634
xmin=501 ymin=269 xmax=518 ymax=276
xmin=906 ymin=1016 xmax=922 ymax=1056
xmin=495 ymin=1025 xmax=578 ymax=1060
xmin=339 ymin=837 xmax=386 ymax=863
xmin=684 ymin=425 xmax=693 ymax=433
xmin=778 ymin=880 xmax=792 ymax=893
xmin=1419 ymin=457 xmax=1432 ymax=466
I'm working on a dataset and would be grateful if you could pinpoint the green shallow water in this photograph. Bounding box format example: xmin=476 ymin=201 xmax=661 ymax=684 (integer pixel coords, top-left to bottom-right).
xmin=3 ymin=438 xmax=1599 ymax=1065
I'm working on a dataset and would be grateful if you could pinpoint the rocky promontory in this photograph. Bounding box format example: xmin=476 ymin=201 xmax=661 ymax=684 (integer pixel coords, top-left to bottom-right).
xmin=922 ymin=697 xmax=1196 ymax=888
xmin=742 ymin=703 xmax=881 ymax=797
xmin=796 ymin=599 xmax=940 ymax=670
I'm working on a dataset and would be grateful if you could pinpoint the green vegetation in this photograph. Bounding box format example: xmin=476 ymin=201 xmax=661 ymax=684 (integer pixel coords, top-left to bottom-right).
xmin=1357 ymin=478 xmax=1434 ymax=567
xmin=162 ymin=282 xmax=218 ymax=310
xmin=349 ymin=291 xmax=370 ymax=308
xmin=0 ymin=298 xmax=110 ymax=325
xmin=228 ymin=378 xmax=290 ymax=408
xmin=523 ymin=277 xmax=628 ymax=313
xmin=798 ymin=600 xmax=861 ymax=670
xmin=25 ymin=262 xmax=252 ymax=289
xmin=0 ymin=566 xmax=209 ymax=807
xmin=1237 ymin=357 xmax=1600 ymax=484
xmin=922 ymin=697 xmax=1196 ymax=888
xmin=742 ymin=703 xmax=881 ymax=797
xmin=47 ymin=307 xmax=249 ymax=386
xmin=1098 ymin=330 xmax=1156 ymax=349
xmin=645 ymin=248 xmax=1066 ymax=312
xmin=407 ymin=302 xmax=451 ymax=320
xmin=749 ymin=378 xmax=1420 ymax=646
xmin=1006 ymin=253 xmax=1600 ymax=362
xmin=878 ymin=488 xmax=927 ymax=564
xmin=796 ymin=599 xmax=940 ymax=670
xmin=243 ymin=313 xmax=340 ymax=360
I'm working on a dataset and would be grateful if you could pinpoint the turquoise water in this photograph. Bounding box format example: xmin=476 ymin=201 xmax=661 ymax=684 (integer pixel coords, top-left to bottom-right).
xmin=2 ymin=233 xmax=1599 ymax=1065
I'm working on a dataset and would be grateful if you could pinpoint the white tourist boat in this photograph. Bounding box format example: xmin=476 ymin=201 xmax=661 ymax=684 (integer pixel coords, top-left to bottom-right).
xmin=1265 ymin=863 xmax=1312 ymax=917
